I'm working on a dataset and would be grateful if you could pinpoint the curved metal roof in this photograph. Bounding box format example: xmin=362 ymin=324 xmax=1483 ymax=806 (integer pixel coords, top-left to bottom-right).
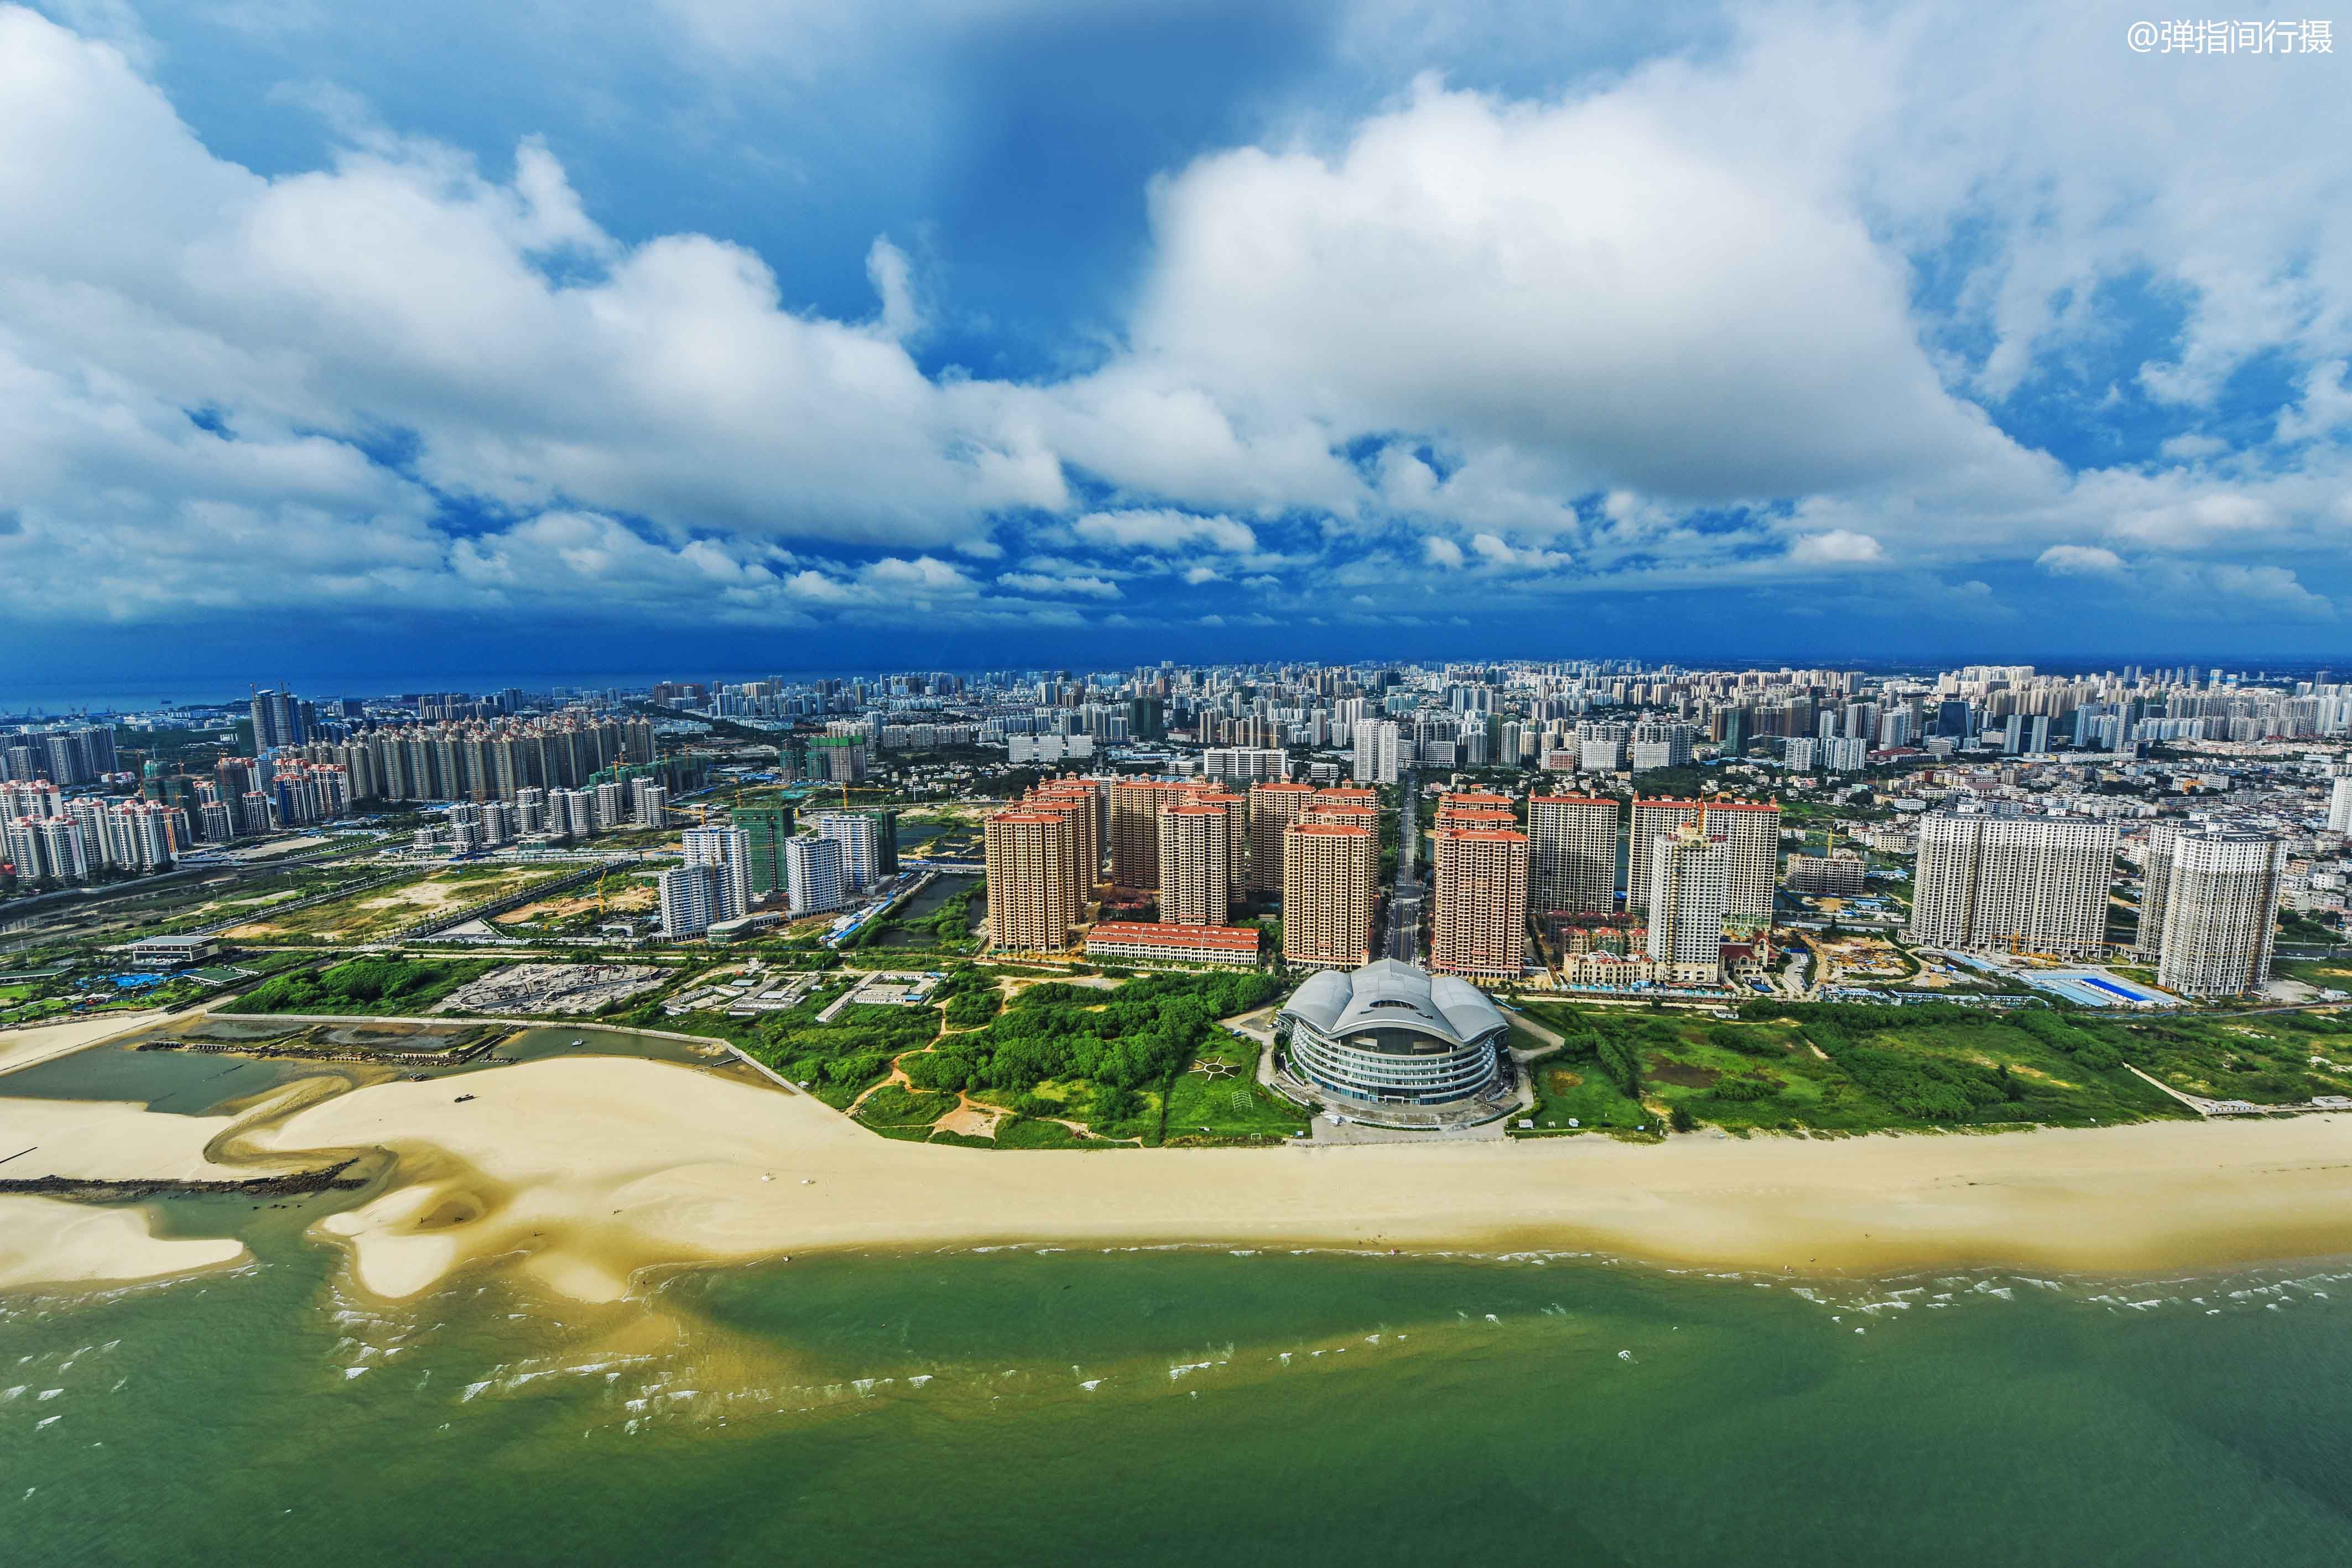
xmin=1279 ymin=958 xmax=1507 ymax=1047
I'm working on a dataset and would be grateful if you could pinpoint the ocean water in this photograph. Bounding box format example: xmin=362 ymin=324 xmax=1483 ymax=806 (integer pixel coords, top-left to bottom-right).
xmin=6 ymin=1206 xmax=2352 ymax=1567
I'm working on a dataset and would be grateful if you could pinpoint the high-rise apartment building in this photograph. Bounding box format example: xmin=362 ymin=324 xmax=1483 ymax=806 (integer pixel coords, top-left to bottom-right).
xmin=1908 ymin=813 xmax=2118 ymax=958
xmin=1203 ymin=747 xmax=1288 ymax=783
xmin=1022 ymin=782 xmax=1098 ymax=914
xmin=1157 ymin=802 xmax=1233 ymax=926
xmin=1352 ymin=720 xmax=1401 ymax=785
xmin=2136 ymin=821 xmax=2183 ymax=961
xmin=1303 ymin=786 xmax=1380 ymax=829
xmin=249 ymin=687 xmax=303 ymax=751
xmin=2329 ymin=776 xmax=2352 ymax=836
xmin=1247 ymin=779 xmax=1315 ymax=895
xmin=549 ymin=788 xmax=596 ymax=840
xmin=659 ymin=863 xmax=722 ymax=938
xmin=811 ymin=811 xmax=882 ymax=892
xmin=680 ymin=825 xmax=752 ymax=925
xmin=1281 ymin=821 xmax=1377 ymax=970
xmin=1527 ymin=794 xmax=1620 ymax=916
xmin=2151 ymin=831 xmax=2284 ymax=999
xmin=1627 ymin=799 xmax=1778 ymax=925
xmin=593 ymin=780 xmax=628 ymax=831
xmin=985 ymin=809 xmax=1079 ymax=952
xmin=730 ymin=801 xmax=795 ymax=901
xmin=783 ymin=833 xmax=846 ymax=917
xmin=1429 ymin=824 xmax=1529 ymax=981
xmin=1646 ymin=825 xmax=1729 ymax=983
xmin=1577 ymin=721 xmax=1630 ymax=773
xmin=1109 ymin=778 xmax=1188 ymax=890
xmin=1628 ymin=720 xmax=1694 ymax=772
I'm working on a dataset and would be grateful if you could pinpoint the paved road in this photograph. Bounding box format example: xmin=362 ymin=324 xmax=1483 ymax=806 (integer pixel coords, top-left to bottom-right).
xmin=1382 ymin=770 xmax=1424 ymax=962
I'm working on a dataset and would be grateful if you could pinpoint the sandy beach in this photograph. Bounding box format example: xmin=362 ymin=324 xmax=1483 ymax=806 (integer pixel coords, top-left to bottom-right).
xmin=0 ymin=1194 xmax=249 ymax=1294
xmin=215 ymin=1055 xmax=2352 ymax=1303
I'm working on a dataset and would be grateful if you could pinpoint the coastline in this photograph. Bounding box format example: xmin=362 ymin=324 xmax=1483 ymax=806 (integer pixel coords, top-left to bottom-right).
xmin=0 ymin=1008 xmax=181 ymax=1079
xmin=231 ymin=1055 xmax=2352 ymax=1303
xmin=12 ymin=1045 xmax=2352 ymax=1301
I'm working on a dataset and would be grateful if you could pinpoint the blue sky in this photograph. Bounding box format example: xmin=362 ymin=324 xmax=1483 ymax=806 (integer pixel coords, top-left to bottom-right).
xmin=3 ymin=1 xmax=2350 ymax=688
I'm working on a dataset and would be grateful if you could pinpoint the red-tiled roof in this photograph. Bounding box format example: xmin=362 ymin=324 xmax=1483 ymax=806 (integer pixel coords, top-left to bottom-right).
xmin=1085 ymin=922 xmax=1263 ymax=951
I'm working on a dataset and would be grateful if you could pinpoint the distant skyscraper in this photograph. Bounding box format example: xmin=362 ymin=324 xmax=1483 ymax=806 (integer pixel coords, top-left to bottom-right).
xmin=1352 ymin=720 xmax=1400 ymax=785
xmin=249 ymin=687 xmax=302 ymax=751
xmin=1629 ymin=720 xmax=1694 ymax=772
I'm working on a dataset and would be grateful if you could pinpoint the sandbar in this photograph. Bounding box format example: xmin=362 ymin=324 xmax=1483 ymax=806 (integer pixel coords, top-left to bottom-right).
xmin=0 ymin=1194 xmax=249 ymax=1293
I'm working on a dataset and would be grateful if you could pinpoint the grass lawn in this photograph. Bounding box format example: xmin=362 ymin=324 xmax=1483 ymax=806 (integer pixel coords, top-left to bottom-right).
xmin=2273 ymin=956 xmax=2352 ymax=989
xmin=1515 ymin=998 xmax=2226 ymax=1136
xmin=1161 ymin=1037 xmax=1310 ymax=1144
xmin=1520 ymin=1058 xmax=1652 ymax=1137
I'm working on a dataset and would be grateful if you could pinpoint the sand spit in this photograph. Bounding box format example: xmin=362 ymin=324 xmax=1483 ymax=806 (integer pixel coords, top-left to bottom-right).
xmin=1 ymin=1095 xmax=256 ymax=1185
xmin=231 ymin=1055 xmax=2352 ymax=1304
xmin=0 ymin=1195 xmax=249 ymax=1293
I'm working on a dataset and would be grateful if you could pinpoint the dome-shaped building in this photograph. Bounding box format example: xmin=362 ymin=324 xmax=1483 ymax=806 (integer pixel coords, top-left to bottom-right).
xmin=1276 ymin=958 xmax=1509 ymax=1107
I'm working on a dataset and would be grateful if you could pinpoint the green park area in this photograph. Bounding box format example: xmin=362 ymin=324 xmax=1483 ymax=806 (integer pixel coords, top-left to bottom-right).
xmin=631 ymin=964 xmax=1295 ymax=1143
xmin=1508 ymin=998 xmax=2352 ymax=1138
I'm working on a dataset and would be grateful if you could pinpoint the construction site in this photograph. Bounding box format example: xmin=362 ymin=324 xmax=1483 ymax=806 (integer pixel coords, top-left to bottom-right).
xmin=431 ymin=962 xmax=670 ymax=1016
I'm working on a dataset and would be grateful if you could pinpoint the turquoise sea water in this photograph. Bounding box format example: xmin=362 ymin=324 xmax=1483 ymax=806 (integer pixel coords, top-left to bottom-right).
xmin=7 ymin=1210 xmax=2352 ymax=1567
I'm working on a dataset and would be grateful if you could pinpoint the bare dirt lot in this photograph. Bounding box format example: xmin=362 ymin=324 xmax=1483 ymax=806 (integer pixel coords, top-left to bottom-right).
xmin=227 ymin=866 xmax=571 ymax=942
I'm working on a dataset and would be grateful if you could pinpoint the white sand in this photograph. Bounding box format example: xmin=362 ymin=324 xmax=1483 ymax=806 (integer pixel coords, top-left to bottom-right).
xmin=0 ymin=1095 xmax=254 ymax=1183
xmin=251 ymin=1056 xmax=2352 ymax=1304
xmin=0 ymin=1195 xmax=248 ymax=1293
